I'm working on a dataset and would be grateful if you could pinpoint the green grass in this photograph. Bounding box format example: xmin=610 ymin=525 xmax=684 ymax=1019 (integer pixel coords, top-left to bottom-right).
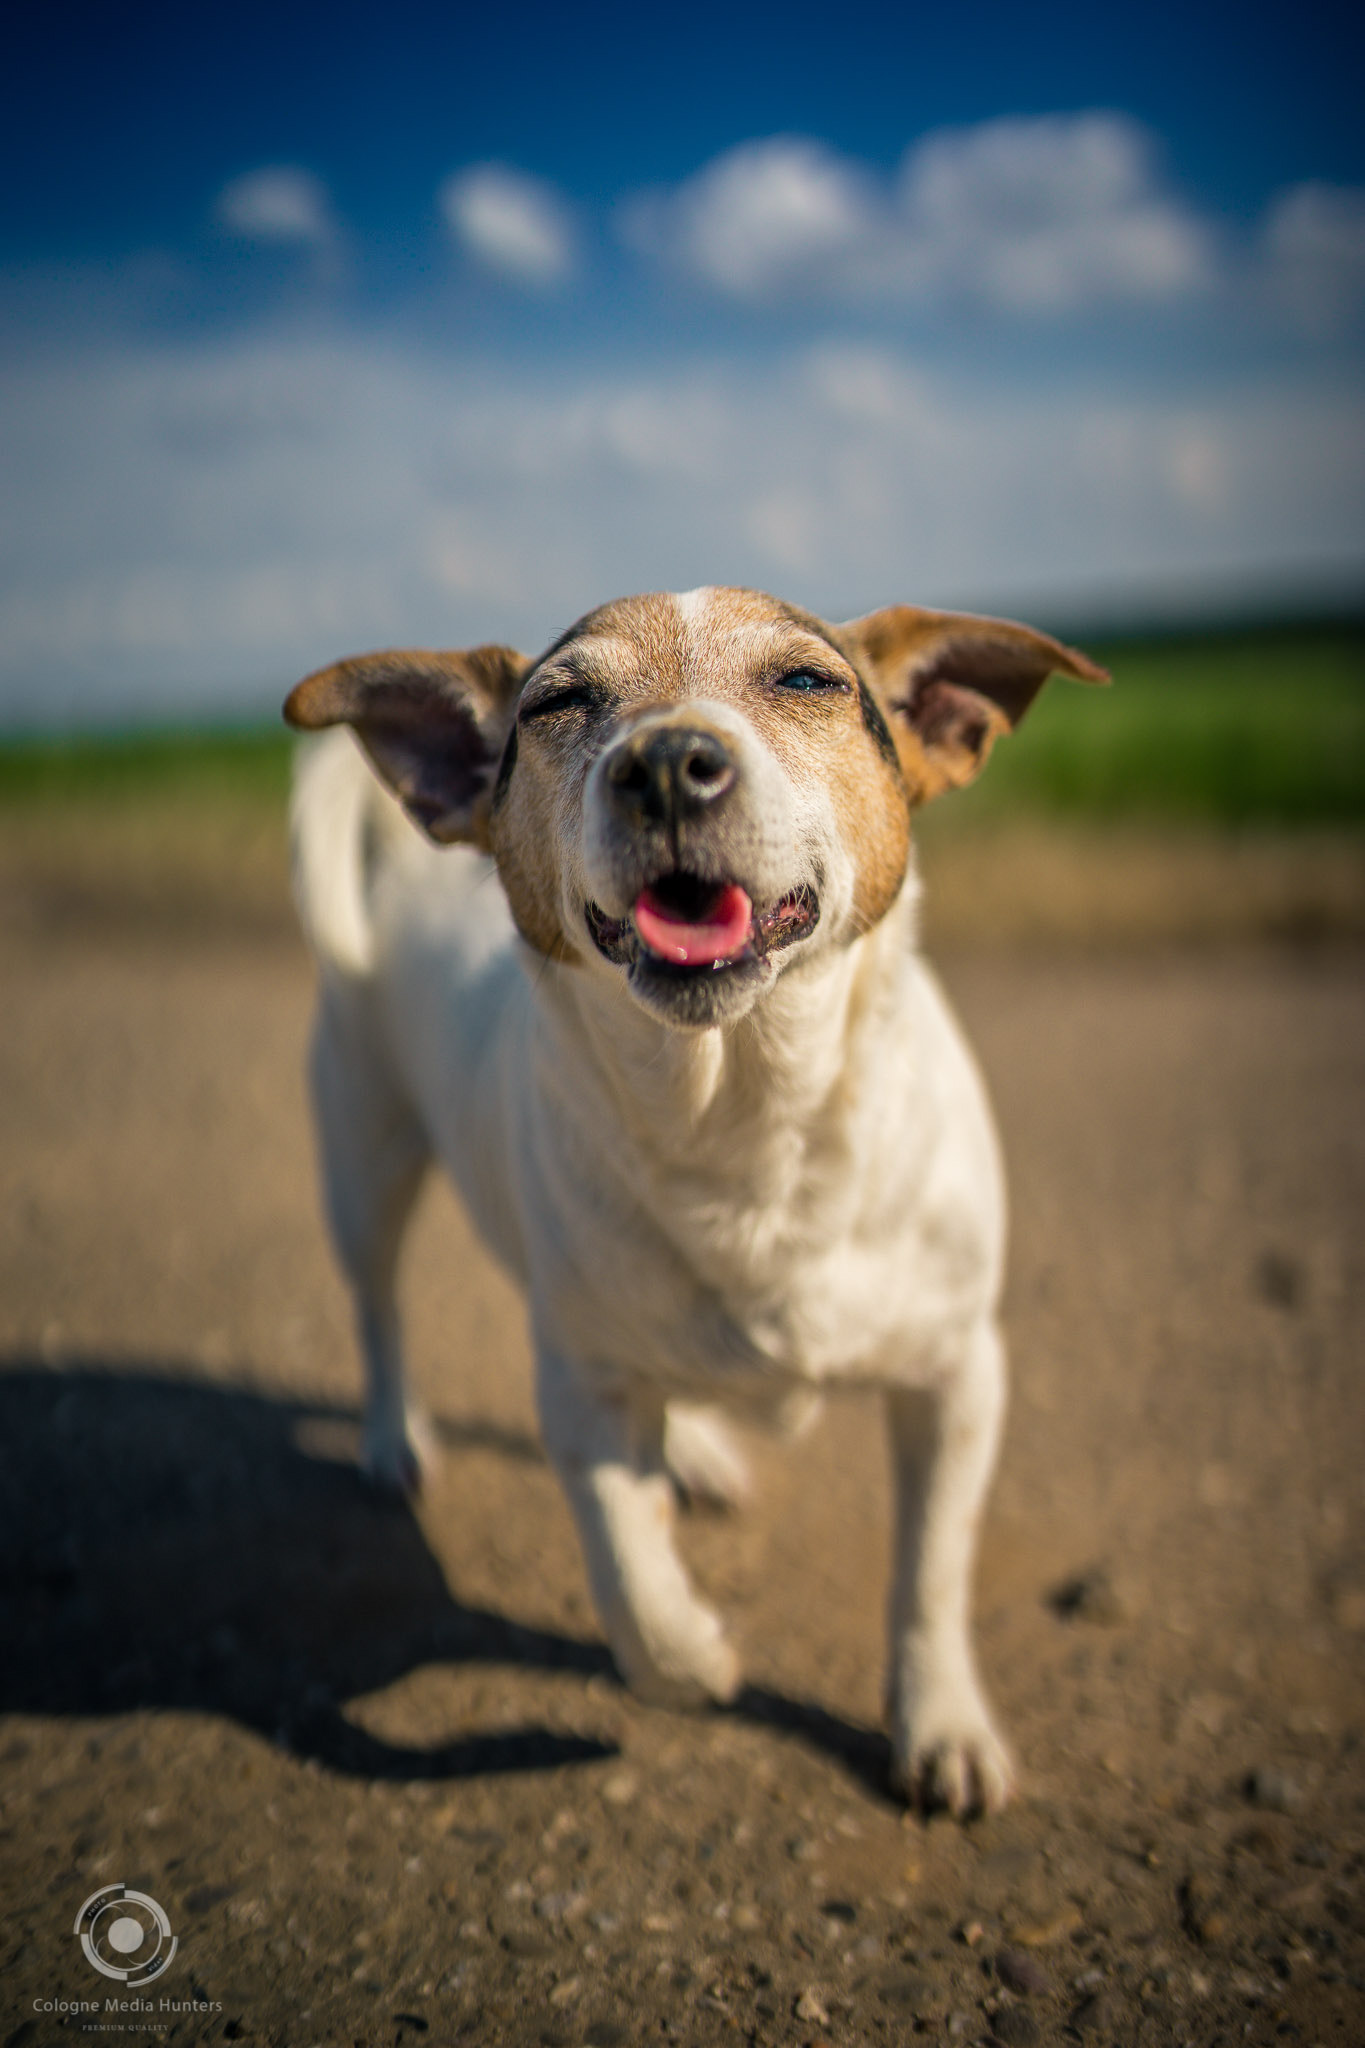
xmin=1 ymin=619 xmax=1362 ymax=827
xmin=943 ymin=619 xmax=1365 ymax=828
xmin=0 ymin=725 xmax=292 ymax=810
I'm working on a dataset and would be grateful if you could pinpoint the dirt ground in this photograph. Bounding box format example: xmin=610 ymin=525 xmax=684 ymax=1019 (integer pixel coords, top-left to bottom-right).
xmin=2 ymin=847 xmax=1364 ymax=2048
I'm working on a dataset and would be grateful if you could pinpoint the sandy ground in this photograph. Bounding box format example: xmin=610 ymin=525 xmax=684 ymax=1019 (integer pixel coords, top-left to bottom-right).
xmin=2 ymin=855 xmax=1364 ymax=2048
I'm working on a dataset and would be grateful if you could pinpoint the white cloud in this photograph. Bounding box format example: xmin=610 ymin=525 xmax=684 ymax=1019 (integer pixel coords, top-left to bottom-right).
xmin=898 ymin=114 xmax=1212 ymax=312
xmin=1266 ymin=181 xmax=1365 ymax=271
xmin=623 ymin=138 xmax=877 ymax=296
xmin=214 ymin=166 xmax=337 ymax=246
xmin=440 ymin=164 xmax=574 ymax=284
xmin=625 ymin=113 xmax=1213 ymax=313
xmin=1263 ymin=181 xmax=1365 ymax=329
xmin=1 ymin=331 xmax=1361 ymax=726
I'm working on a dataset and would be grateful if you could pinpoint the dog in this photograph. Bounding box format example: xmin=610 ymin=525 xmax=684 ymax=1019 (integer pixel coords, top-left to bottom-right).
xmin=284 ymin=585 xmax=1104 ymax=1815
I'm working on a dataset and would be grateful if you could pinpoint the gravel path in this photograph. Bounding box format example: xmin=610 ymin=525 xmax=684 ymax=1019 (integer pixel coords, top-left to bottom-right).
xmin=2 ymin=918 xmax=1363 ymax=2047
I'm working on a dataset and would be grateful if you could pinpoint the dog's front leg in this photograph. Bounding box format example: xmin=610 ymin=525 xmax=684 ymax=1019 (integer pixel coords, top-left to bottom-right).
xmin=536 ymin=1350 xmax=740 ymax=1709
xmin=885 ymin=1321 xmax=1014 ymax=1815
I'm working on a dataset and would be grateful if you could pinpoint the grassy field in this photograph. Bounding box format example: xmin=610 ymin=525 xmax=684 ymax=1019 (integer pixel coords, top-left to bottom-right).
xmin=0 ymin=724 xmax=293 ymax=811
xmin=1 ymin=620 xmax=1362 ymax=945
xmin=930 ymin=618 xmax=1365 ymax=828
xmin=2 ymin=617 xmax=1363 ymax=825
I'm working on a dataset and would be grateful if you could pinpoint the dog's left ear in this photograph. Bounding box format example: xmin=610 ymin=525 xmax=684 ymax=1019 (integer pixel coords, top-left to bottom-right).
xmin=284 ymin=645 xmax=532 ymax=845
xmin=839 ymin=606 xmax=1108 ymax=805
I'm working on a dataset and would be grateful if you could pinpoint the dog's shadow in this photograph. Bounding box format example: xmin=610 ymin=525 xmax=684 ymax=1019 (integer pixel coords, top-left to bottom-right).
xmin=0 ymin=1359 xmax=890 ymax=1793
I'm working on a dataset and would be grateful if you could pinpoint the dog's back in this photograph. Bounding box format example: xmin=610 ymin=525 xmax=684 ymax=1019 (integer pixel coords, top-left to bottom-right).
xmin=290 ymin=727 xmax=532 ymax=1284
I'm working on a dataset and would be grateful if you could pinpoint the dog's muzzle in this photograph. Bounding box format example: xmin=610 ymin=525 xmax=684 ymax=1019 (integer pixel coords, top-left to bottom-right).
xmin=603 ymin=724 xmax=738 ymax=834
xmin=585 ymin=718 xmax=819 ymax=1018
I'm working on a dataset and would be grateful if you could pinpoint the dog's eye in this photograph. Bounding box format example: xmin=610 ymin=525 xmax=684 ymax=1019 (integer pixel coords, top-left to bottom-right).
xmin=519 ymin=684 xmax=599 ymax=723
xmin=773 ymin=670 xmax=848 ymax=694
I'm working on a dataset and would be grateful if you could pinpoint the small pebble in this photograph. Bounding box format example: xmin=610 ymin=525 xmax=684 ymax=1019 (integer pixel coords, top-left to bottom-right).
xmin=1180 ymin=1868 xmax=1225 ymax=1944
xmin=991 ymin=2009 xmax=1040 ymax=2047
xmin=1047 ymin=1565 xmax=1128 ymax=1626
xmin=600 ymin=1768 xmax=639 ymax=1807
xmin=1255 ymin=1248 xmax=1303 ymax=1309
xmin=536 ymin=1891 xmax=588 ymax=1922
xmin=1007 ymin=1906 xmax=1082 ymax=1948
xmin=960 ymin=1919 xmax=985 ymax=1947
xmin=996 ymin=1948 xmax=1049 ymax=1996
xmin=794 ymin=1988 xmax=830 ymax=2024
xmin=875 ymin=1965 xmax=934 ymax=2009
xmin=1070 ymin=1991 xmax=1115 ymax=2034
xmin=1245 ymin=1767 xmax=1304 ymax=1814
xmin=500 ymin=1929 xmax=552 ymax=1958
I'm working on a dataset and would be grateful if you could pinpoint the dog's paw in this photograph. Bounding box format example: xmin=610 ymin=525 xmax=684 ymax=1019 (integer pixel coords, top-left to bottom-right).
xmin=663 ymin=1404 xmax=752 ymax=1510
xmin=361 ymin=1409 xmax=438 ymax=1499
xmin=891 ymin=1704 xmax=1014 ymax=1818
xmin=618 ymin=1605 xmax=742 ymax=1712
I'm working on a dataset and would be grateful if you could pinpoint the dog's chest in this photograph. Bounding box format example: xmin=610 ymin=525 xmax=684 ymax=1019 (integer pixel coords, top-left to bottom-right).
xmin=523 ymin=1061 xmax=987 ymax=1391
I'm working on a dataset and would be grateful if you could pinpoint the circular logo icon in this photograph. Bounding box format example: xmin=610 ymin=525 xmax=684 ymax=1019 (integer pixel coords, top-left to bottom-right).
xmin=74 ymin=1886 xmax=177 ymax=1985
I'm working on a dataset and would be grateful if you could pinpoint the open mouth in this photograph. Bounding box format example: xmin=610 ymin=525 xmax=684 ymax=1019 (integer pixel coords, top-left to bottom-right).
xmin=585 ymin=873 xmax=820 ymax=974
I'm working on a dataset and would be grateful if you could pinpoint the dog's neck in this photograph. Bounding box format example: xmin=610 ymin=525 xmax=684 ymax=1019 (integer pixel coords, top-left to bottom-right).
xmin=537 ymin=876 xmax=920 ymax=1182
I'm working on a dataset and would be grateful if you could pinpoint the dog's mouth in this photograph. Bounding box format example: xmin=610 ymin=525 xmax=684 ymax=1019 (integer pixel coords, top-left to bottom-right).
xmin=585 ymin=872 xmax=820 ymax=974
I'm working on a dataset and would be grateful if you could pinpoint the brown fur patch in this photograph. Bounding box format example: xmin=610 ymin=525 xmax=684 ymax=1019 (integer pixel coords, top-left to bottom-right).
xmin=501 ymin=586 xmax=915 ymax=951
xmin=284 ymin=644 xmax=530 ymax=846
xmin=835 ymin=605 xmax=1107 ymax=806
xmin=495 ymin=828 xmax=582 ymax=963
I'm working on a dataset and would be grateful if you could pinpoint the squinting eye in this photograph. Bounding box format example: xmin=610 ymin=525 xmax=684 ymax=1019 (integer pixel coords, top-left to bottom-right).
xmin=519 ymin=684 xmax=599 ymax=723
xmin=774 ymin=670 xmax=846 ymax=693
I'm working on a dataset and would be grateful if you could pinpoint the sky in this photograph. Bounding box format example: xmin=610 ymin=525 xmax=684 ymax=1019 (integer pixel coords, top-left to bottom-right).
xmin=1 ymin=0 xmax=1363 ymax=728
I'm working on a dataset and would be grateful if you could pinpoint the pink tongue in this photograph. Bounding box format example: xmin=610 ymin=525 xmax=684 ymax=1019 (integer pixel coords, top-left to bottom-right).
xmin=634 ymin=882 xmax=753 ymax=966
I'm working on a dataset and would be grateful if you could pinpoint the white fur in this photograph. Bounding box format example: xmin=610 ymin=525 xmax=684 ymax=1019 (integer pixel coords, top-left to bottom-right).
xmin=292 ymin=600 xmax=1018 ymax=1813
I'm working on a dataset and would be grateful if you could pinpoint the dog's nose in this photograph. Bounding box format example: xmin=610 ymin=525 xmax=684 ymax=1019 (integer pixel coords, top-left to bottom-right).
xmin=604 ymin=725 xmax=737 ymax=825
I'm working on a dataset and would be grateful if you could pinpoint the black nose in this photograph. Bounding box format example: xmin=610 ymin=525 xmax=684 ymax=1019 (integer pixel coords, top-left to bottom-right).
xmin=604 ymin=724 xmax=737 ymax=826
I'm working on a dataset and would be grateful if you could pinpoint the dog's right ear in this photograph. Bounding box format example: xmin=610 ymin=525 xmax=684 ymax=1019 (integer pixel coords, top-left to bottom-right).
xmin=284 ymin=645 xmax=532 ymax=845
xmin=839 ymin=606 xmax=1107 ymax=805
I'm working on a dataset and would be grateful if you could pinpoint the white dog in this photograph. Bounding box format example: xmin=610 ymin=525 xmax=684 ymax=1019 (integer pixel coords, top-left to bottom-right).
xmin=285 ymin=586 xmax=1103 ymax=1814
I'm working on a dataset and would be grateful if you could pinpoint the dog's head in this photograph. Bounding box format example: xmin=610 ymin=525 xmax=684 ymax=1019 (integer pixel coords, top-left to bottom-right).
xmin=285 ymin=587 xmax=1104 ymax=1028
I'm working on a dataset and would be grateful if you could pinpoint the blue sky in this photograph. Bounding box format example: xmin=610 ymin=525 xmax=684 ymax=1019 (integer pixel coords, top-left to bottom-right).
xmin=2 ymin=0 xmax=1363 ymax=727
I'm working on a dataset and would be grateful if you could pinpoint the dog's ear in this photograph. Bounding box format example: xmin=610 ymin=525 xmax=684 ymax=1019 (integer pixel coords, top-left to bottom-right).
xmin=284 ymin=645 xmax=532 ymax=844
xmin=839 ymin=606 xmax=1108 ymax=805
